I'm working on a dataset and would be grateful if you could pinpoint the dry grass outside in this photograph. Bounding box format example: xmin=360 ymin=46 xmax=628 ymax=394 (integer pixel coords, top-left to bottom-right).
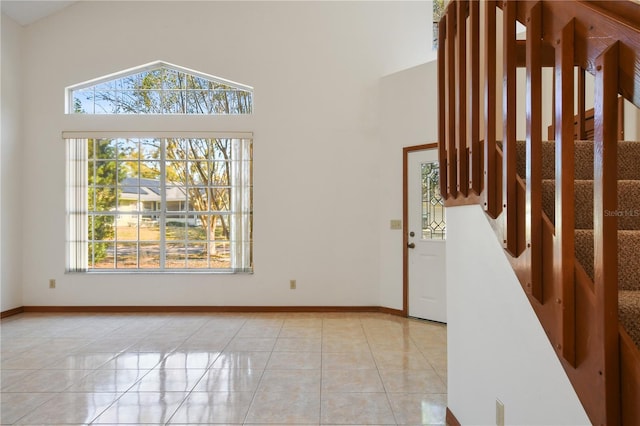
xmin=114 ymin=225 xmax=209 ymax=242
xmin=91 ymin=224 xmax=231 ymax=269
xmin=93 ymin=253 xmax=231 ymax=269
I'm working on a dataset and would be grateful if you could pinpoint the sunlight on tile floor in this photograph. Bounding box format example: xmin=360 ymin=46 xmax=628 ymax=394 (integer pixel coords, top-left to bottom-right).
xmin=0 ymin=312 xmax=447 ymax=425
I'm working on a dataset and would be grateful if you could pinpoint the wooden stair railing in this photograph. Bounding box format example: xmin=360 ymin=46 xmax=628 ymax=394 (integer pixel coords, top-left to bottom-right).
xmin=438 ymin=1 xmax=640 ymax=425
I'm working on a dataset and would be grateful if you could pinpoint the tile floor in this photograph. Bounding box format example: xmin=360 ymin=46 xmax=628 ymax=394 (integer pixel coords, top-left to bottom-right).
xmin=0 ymin=312 xmax=447 ymax=425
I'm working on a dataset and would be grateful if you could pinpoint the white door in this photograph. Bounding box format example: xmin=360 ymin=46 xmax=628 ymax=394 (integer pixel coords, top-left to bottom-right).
xmin=407 ymin=149 xmax=447 ymax=323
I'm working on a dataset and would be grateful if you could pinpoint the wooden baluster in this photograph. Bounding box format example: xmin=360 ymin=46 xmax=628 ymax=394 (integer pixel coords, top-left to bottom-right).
xmin=594 ymin=42 xmax=620 ymax=426
xmin=578 ymin=68 xmax=587 ymax=140
xmin=457 ymin=0 xmax=469 ymax=197
xmin=549 ymin=72 xmax=556 ymax=141
xmin=447 ymin=5 xmax=458 ymax=199
xmin=484 ymin=0 xmax=499 ymax=218
xmin=503 ymin=0 xmax=518 ymax=255
xmin=438 ymin=15 xmax=448 ymax=200
xmin=469 ymin=0 xmax=481 ymax=195
xmin=554 ymin=19 xmax=576 ymax=366
xmin=526 ymin=1 xmax=543 ymax=301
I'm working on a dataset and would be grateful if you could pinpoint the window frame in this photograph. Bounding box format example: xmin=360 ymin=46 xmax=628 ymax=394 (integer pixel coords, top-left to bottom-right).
xmin=66 ymin=60 xmax=253 ymax=115
xmin=65 ymin=131 xmax=253 ymax=274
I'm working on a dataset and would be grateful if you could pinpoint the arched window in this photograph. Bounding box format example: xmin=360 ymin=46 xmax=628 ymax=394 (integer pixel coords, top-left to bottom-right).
xmin=65 ymin=62 xmax=253 ymax=273
xmin=67 ymin=61 xmax=253 ymax=115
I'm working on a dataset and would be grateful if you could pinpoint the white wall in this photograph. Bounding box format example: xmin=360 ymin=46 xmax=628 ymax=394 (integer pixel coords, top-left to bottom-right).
xmin=17 ymin=1 xmax=431 ymax=307
xmin=378 ymin=61 xmax=438 ymax=310
xmin=625 ymin=99 xmax=640 ymax=140
xmin=1 ymin=14 xmax=24 ymax=311
xmin=446 ymin=205 xmax=590 ymax=425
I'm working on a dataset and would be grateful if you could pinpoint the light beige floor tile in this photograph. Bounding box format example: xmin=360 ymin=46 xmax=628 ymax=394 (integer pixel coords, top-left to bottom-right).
xmin=45 ymin=352 xmax=117 ymax=370
xmin=236 ymin=325 xmax=282 ymax=338
xmin=48 ymin=336 xmax=97 ymax=348
xmin=283 ymin=318 xmax=323 ymax=328
xmin=321 ymin=392 xmax=395 ymax=424
xmin=225 ymin=337 xmax=276 ymax=352
xmin=369 ymin=339 xmax=421 ymax=353
xmin=156 ymin=351 xmax=221 ymax=369
xmin=323 ymin=318 xmax=363 ymax=329
xmin=322 ymin=352 xmax=377 ymax=370
xmin=0 ymin=312 xmax=448 ymax=426
xmin=14 ymin=392 xmax=118 ymax=425
xmin=388 ymin=392 xmax=447 ymax=425
xmin=211 ymin=351 xmax=271 ymax=369
xmin=167 ymin=391 xmax=254 ymax=424
xmin=420 ymin=346 xmax=447 ymax=361
xmin=323 ymin=328 xmax=365 ymax=335
xmin=128 ymin=368 xmax=207 ymax=392
xmin=245 ymin=391 xmax=320 ymax=424
xmin=0 ymin=337 xmax=38 ymax=352
xmin=257 ymin=369 xmax=321 ymax=393
xmin=279 ymin=326 xmax=322 ymax=338
xmin=201 ymin=318 xmax=246 ymax=330
xmin=188 ymin=329 xmax=238 ymax=341
xmin=100 ymin=352 xmax=165 ymax=369
xmin=72 ymin=337 xmax=135 ymax=353
xmin=379 ymin=369 xmax=447 ymax=393
xmin=422 ymin=347 xmax=448 ymax=380
xmin=1 ymin=369 xmax=36 ymax=391
xmin=0 ymin=349 xmax=62 ymax=369
xmin=267 ymin=351 xmax=321 ymax=369
xmin=412 ymin=331 xmax=448 ymax=350
xmin=274 ymin=337 xmax=321 ymax=352
xmin=176 ymin=338 xmax=231 ymax=351
xmin=373 ymin=351 xmax=432 ymax=370
xmin=92 ymin=391 xmax=187 ymax=424
xmin=126 ymin=337 xmax=185 ymax=352
xmin=322 ymin=369 xmax=385 ymax=393
xmin=3 ymin=369 xmax=93 ymax=392
xmin=0 ymin=392 xmax=56 ymax=424
xmin=322 ymin=337 xmax=371 ymax=353
xmin=192 ymin=368 xmax=263 ymax=392
xmin=67 ymin=368 xmax=149 ymax=392
xmin=244 ymin=318 xmax=284 ymax=327
xmin=365 ymin=327 xmax=406 ymax=339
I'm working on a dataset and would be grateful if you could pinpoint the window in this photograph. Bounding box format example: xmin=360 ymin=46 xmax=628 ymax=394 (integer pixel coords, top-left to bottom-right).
xmin=433 ymin=0 xmax=445 ymax=50
xmin=421 ymin=161 xmax=445 ymax=239
xmin=68 ymin=61 xmax=252 ymax=115
xmin=65 ymin=62 xmax=253 ymax=273
xmin=67 ymin=135 xmax=252 ymax=272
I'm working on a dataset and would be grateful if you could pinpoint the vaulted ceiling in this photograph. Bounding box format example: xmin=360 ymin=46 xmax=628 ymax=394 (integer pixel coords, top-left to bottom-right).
xmin=1 ymin=1 xmax=77 ymax=26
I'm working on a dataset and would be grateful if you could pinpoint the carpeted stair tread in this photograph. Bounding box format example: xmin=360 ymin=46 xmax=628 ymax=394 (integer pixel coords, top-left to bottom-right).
xmin=575 ymin=229 xmax=640 ymax=292
xmin=515 ymin=140 xmax=640 ymax=180
xmin=511 ymin=139 xmax=640 ymax=349
xmin=541 ymin=180 xmax=640 ymax=230
xmin=619 ymin=290 xmax=640 ymax=349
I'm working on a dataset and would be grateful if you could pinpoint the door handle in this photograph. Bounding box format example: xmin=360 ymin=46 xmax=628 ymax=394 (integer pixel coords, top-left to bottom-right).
xmin=407 ymin=242 xmax=416 ymax=249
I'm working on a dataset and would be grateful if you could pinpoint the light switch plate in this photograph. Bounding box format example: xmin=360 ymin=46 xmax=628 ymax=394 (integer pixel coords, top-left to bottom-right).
xmin=390 ymin=219 xmax=402 ymax=230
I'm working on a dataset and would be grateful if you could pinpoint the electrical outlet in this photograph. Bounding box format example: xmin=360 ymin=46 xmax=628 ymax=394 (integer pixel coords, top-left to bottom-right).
xmin=49 ymin=279 xmax=56 ymax=289
xmin=290 ymin=279 xmax=296 ymax=289
xmin=496 ymin=399 xmax=505 ymax=426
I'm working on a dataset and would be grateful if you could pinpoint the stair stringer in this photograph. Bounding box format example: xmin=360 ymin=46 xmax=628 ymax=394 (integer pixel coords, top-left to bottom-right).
xmin=446 ymin=204 xmax=590 ymax=425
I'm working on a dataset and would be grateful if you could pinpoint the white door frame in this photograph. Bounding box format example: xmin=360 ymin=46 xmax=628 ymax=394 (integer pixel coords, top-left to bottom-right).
xmin=402 ymin=143 xmax=439 ymax=316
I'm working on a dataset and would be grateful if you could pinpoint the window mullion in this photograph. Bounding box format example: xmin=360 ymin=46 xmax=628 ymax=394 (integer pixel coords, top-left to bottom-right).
xmin=67 ymin=135 xmax=252 ymax=273
xmin=160 ymin=138 xmax=167 ymax=269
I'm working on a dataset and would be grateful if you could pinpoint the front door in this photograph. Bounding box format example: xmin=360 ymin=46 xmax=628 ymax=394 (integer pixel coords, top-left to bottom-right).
xmin=406 ymin=147 xmax=447 ymax=322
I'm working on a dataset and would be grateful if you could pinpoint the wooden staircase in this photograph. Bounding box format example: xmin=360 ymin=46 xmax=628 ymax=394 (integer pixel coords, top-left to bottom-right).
xmin=519 ymin=139 xmax=640 ymax=351
xmin=438 ymin=1 xmax=640 ymax=424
